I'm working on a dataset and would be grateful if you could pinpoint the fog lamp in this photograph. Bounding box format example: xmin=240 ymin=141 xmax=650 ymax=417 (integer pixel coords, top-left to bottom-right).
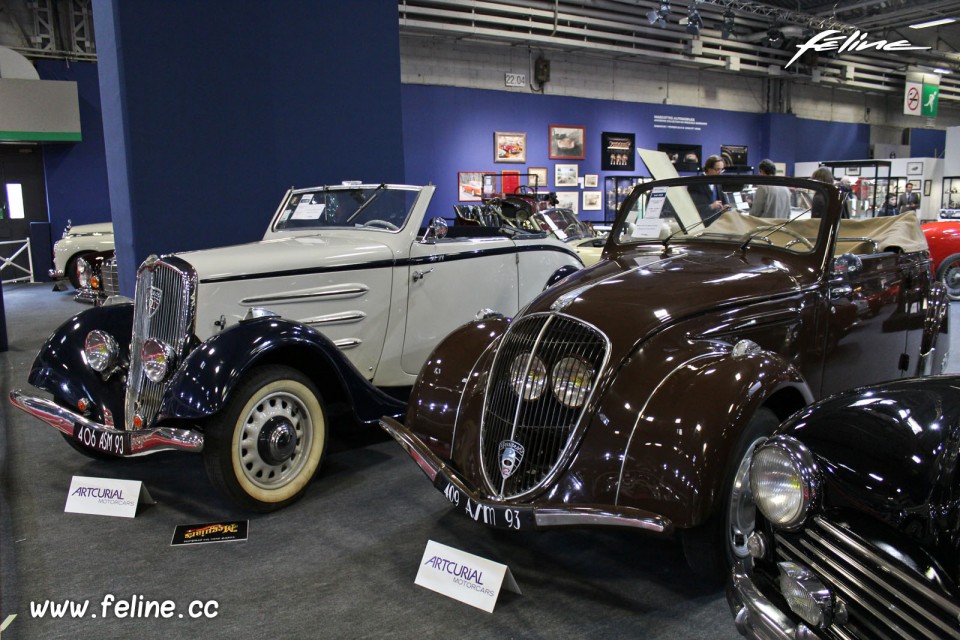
xmin=751 ymin=436 xmax=819 ymax=530
xmin=778 ymin=562 xmax=833 ymax=628
xmin=76 ymin=258 xmax=91 ymax=288
xmin=508 ymin=353 xmax=547 ymax=401
xmin=83 ymin=330 xmax=119 ymax=372
xmin=551 ymin=356 xmax=594 ymax=408
xmin=142 ymin=338 xmax=176 ymax=383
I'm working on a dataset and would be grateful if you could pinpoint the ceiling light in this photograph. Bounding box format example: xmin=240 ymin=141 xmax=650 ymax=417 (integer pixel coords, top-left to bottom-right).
xmin=909 ymin=17 xmax=957 ymax=29
xmin=720 ymin=8 xmax=735 ymax=39
xmin=935 ymin=67 xmax=953 ymax=74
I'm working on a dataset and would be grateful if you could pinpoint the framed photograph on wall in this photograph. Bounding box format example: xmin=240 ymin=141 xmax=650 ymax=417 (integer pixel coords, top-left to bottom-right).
xmin=555 ymin=164 xmax=579 ymax=187
xmin=555 ymin=191 xmax=579 ymax=214
xmin=528 ymin=167 xmax=549 ymax=190
xmin=908 ymin=178 xmax=922 ymax=190
xmin=494 ymin=131 xmax=526 ymax=163
xmin=657 ymin=143 xmax=702 ymax=173
xmin=720 ymin=144 xmax=748 ymax=168
xmin=924 ymin=180 xmax=932 ymax=196
xmin=549 ymin=125 xmax=585 ymax=160
xmin=457 ymin=171 xmax=484 ymax=202
xmin=907 ymin=161 xmax=924 ymax=176
xmin=601 ymin=132 xmax=635 ymax=171
xmin=845 ymin=166 xmax=860 ymax=176
xmin=584 ymin=174 xmax=598 ymax=188
xmin=582 ymin=191 xmax=602 ymax=210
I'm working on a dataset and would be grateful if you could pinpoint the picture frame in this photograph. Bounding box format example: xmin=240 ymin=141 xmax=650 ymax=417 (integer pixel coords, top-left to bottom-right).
xmin=845 ymin=166 xmax=860 ymax=176
xmin=656 ymin=143 xmax=702 ymax=173
xmin=908 ymin=178 xmax=922 ymax=190
xmin=494 ymin=131 xmax=526 ymax=163
xmin=528 ymin=167 xmax=549 ymax=190
xmin=720 ymin=144 xmax=748 ymax=168
xmin=555 ymin=191 xmax=579 ymax=214
xmin=457 ymin=171 xmax=484 ymax=202
xmin=582 ymin=191 xmax=602 ymax=210
xmin=549 ymin=125 xmax=585 ymax=160
xmin=584 ymin=174 xmax=598 ymax=188
xmin=601 ymin=132 xmax=635 ymax=171
xmin=924 ymin=179 xmax=932 ymax=197
xmin=555 ymin=164 xmax=579 ymax=187
xmin=907 ymin=161 xmax=924 ymax=176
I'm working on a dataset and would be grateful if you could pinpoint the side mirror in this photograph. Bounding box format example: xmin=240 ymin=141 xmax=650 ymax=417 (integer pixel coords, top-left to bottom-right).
xmin=422 ymin=217 xmax=449 ymax=244
xmin=831 ymin=252 xmax=863 ymax=277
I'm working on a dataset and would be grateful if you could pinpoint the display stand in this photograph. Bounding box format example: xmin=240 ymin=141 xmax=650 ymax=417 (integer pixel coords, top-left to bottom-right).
xmin=603 ymin=176 xmax=649 ymax=223
xmin=821 ymin=160 xmax=892 ymax=218
xmin=940 ymin=176 xmax=960 ymax=218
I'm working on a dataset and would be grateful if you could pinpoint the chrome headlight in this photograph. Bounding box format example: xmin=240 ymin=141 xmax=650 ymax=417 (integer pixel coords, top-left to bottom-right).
xmin=508 ymin=353 xmax=548 ymax=401
xmin=750 ymin=435 xmax=819 ymax=530
xmin=83 ymin=330 xmax=119 ymax=372
xmin=142 ymin=338 xmax=176 ymax=383
xmin=76 ymin=258 xmax=91 ymax=288
xmin=551 ymin=356 xmax=594 ymax=408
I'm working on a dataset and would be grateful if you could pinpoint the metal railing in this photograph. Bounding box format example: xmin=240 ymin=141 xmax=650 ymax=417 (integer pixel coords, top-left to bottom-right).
xmin=0 ymin=239 xmax=34 ymax=284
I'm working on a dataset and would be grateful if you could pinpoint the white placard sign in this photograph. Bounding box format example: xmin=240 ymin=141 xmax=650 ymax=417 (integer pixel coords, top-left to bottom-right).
xmin=64 ymin=475 xmax=155 ymax=518
xmin=415 ymin=540 xmax=521 ymax=613
xmin=631 ymin=218 xmax=664 ymax=239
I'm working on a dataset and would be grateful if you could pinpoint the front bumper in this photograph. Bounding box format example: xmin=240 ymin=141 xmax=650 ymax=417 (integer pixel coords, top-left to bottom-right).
xmin=380 ymin=416 xmax=672 ymax=533
xmin=49 ymin=268 xmax=65 ymax=279
xmin=10 ymin=389 xmax=204 ymax=456
xmin=727 ymin=562 xmax=822 ymax=640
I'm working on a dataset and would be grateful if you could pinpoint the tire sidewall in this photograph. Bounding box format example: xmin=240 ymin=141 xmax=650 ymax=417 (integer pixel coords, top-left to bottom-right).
xmin=936 ymin=254 xmax=960 ymax=301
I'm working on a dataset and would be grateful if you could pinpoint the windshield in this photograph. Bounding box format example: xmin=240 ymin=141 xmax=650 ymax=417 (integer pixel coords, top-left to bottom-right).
xmin=274 ymin=186 xmax=421 ymax=232
xmin=531 ymin=208 xmax=595 ymax=241
xmin=614 ymin=176 xmax=833 ymax=255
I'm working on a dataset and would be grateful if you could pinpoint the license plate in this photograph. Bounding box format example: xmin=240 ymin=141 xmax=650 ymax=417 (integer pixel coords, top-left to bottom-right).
xmin=73 ymin=424 xmax=129 ymax=456
xmin=437 ymin=478 xmax=535 ymax=531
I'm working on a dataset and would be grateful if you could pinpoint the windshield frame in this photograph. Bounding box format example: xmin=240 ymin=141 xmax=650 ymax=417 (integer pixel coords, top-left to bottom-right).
xmin=269 ymin=184 xmax=425 ymax=234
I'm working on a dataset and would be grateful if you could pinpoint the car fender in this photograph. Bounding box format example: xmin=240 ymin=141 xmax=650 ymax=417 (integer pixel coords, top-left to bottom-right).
xmin=27 ymin=303 xmax=134 ymax=426
xmin=919 ymin=281 xmax=950 ymax=375
xmin=607 ymin=338 xmax=812 ymax=529
xmin=159 ymin=317 xmax=405 ymax=426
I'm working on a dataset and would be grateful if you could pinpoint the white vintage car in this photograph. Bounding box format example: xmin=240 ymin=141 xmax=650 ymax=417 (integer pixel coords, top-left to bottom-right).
xmin=51 ymin=221 xmax=115 ymax=287
xmin=11 ymin=183 xmax=582 ymax=511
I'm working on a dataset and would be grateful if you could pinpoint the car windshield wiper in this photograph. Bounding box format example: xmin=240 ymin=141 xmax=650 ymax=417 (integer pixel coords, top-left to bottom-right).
xmin=661 ymin=205 xmax=731 ymax=253
xmin=344 ymin=183 xmax=388 ymax=224
xmin=737 ymin=190 xmax=846 ymax=253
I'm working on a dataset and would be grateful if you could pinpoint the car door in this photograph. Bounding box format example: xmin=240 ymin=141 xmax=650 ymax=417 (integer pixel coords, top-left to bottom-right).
xmin=401 ymin=232 xmax=520 ymax=375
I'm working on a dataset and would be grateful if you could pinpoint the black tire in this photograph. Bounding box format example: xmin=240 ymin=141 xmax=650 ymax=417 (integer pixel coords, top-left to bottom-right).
xmin=203 ymin=365 xmax=328 ymax=512
xmin=936 ymin=254 xmax=960 ymax=301
xmin=681 ymin=407 xmax=780 ymax=584
xmin=65 ymin=252 xmax=93 ymax=289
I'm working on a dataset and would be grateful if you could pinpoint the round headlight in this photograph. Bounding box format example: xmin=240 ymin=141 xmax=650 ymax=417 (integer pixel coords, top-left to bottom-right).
xmin=551 ymin=356 xmax=594 ymax=408
xmin=142 ymin=338 xmax=176 ymax=383
xmin=508 ymin=353 xmax=547 ymax=401
xmin=83 ymin=330 xmax=118 ymax=372
xmin=750 ymin=436 xmax=819 ymax=530
xmin=76 ymin=258 xmax=91 ymax=288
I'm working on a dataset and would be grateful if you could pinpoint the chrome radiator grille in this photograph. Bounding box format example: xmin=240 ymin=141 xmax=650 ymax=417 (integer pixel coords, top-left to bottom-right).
xmin=775 ymin=517 xmax=960 ymax=640
xmin=124 ymin=257 xmax=197 ymax=430
xmin=101 ymin=257 xmax=120 ymax=298
xmin=480 ymin=313 xmax=608 ymax=499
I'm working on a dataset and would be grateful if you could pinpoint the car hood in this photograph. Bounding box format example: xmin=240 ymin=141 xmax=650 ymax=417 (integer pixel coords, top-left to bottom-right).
xmin=528 ymin=244 xmax=804 ymax=348
xmin=67 ymin=222 xmax=113 ymax=236
xmin=173 ymin=234 xmax=395 ymax=281
xmin=779 ymin=377 xmax=960 ymax=585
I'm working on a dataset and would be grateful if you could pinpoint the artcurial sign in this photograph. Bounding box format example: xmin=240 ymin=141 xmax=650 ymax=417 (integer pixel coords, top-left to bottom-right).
xmin=414 ymin=540 xmax=520 ymax=612
xmin=785 ymin=30 xmax=930 ymax=69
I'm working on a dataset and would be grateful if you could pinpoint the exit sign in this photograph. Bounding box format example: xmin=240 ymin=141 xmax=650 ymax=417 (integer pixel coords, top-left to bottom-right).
xmin=505 ymin=73 xmax=526 ymax=88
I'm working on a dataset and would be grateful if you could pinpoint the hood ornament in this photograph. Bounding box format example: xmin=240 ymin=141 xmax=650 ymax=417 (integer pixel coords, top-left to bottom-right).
xmin=147 ymin=286 xmax=163 ymax=318
xmin=499 ymin=440 xmax=525 ymax=479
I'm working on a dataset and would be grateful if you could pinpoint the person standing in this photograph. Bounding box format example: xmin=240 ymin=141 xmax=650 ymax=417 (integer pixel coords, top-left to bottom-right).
xmin=750 ymin=159 xmax=791 ymax=218
xmin=688 ymin=155 xmax=729 ymax=223
xmin=898 ymin=182 xmax=920 ymax=214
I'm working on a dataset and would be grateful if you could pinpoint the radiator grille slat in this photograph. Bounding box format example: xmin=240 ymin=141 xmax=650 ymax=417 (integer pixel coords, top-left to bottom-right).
xmin=124 ymin=259 xmax=196 ymax=430
xmin=480 ymin=313 xmax=608 ymax=499
xmin=774 ymin=517 xmax=960 ymax=640
xmin=101 ymin=258 xmax=120 ymax=298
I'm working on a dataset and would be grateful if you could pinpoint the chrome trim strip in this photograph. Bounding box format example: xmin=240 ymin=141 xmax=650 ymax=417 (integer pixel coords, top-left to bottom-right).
xmin=303 ymin=310 xmax=367 ymax=326
xmin=10 ymin=390 xmax=203 ymax=456
xmin=533 ymin=508 xmax=668 ymax=532
xmin=726 ymin=562 xmax=813 ymax=640
xmin=240 ymin=285 xmax=369 ymax=305
xmin=333 ymin=338 xmax=361 ymax=349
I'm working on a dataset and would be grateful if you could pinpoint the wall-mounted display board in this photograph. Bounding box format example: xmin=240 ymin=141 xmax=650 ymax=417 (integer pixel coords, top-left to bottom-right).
xmin=601 ymin=132 xmax=635 ymax=171
xmin=657 ymin=143 xmax=701 ymax=173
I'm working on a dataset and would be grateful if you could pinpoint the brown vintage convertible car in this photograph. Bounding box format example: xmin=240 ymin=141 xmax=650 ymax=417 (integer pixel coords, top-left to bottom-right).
xmin=381 ymin=173 xmax=949 ymax=581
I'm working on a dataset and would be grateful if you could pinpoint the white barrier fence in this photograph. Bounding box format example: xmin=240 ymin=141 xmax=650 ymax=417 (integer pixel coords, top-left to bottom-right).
xmin=0 ymin=239 xmax=34 ymax=284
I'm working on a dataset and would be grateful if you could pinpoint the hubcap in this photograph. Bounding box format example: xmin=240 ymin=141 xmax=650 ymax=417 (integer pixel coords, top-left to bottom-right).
xmin=728 ymin=437 xmax=766 ymax=559
xmin=237 ymin=390 xmax=313 ymax=490
xmin=945 ymin=265 xmax=960 ymax=299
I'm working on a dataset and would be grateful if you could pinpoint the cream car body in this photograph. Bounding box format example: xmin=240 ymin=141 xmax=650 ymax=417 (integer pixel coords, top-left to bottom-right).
xmin=51 ymin=222 xmax=115 ymax=284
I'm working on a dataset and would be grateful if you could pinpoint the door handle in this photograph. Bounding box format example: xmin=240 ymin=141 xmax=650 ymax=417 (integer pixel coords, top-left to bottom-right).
xmin=412 ymin=268 xmax=433 ymax=282
xmin=830 ymin=285 xmax=853 ymax=299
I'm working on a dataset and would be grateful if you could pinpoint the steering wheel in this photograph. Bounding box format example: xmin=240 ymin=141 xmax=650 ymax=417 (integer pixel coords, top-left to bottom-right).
xmin=740 ymin=224 xmax=814 ymax=250
xmin=514 ymin=185 xmax=535 ymax=195
xmin=362 ymin=219 xmax=399 ymax=231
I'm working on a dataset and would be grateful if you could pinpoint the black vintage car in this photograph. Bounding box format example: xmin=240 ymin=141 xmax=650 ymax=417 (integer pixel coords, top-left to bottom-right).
xmin=728 ymin=376 xmax=960 ymax=639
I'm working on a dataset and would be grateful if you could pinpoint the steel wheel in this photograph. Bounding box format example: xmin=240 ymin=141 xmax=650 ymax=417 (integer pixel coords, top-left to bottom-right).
xmin=937 ymin=255 xmax=960 ymax=301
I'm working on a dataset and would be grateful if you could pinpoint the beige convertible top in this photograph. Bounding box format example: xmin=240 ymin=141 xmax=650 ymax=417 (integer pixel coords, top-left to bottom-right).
xmin=706 ymin=211 xmax=928 ymax=255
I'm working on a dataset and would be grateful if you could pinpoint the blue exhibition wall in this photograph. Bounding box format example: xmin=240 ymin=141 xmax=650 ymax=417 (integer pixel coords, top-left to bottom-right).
xmin=401 ymin=85 xmax=875 ymax=222
xmin=34 ymin=60 xmax=111 ymax=234
xmin=93 ymin=0 xmax=405 ymax=294
xmin=911 ymin=128 xmax=947 ymax=158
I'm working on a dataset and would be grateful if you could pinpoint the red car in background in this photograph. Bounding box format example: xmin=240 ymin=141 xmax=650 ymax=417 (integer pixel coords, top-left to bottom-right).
xmin=923 ymin=221 xmax=960 ymax=300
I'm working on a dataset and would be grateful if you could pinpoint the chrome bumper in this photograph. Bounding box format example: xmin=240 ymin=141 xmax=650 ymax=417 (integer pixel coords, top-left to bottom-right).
xmin=9 ymin=389 xmax=203 ymax=456
xmin=49 ymin=268 xmax=65 ymax=279
xmin=379 ymin=416 xmax=672 ymax=533
xmin=727 ymin=562 xmax=821 ymax=640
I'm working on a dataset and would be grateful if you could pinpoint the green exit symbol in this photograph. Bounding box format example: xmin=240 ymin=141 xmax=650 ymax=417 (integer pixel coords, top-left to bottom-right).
xmin=923 ymin=83 xmax=939 ymax=118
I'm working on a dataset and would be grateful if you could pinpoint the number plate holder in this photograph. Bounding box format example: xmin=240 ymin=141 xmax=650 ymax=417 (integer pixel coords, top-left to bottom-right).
xmin=73 ymin=423 xmax=130 ymax=456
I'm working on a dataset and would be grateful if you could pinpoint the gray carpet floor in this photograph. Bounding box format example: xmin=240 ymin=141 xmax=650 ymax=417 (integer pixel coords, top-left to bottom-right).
xmin=1 ymin=282 xmax=956 ymax=639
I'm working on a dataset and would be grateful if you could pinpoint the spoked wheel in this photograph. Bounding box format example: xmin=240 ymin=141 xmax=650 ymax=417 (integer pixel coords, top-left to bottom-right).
xmin=937 ymin=255 xmax=960 ymax=301
xmin=682 ymin=407 xmax=779 ymax=584
xmin=203 ymin=365 xmax=327 ymax=512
